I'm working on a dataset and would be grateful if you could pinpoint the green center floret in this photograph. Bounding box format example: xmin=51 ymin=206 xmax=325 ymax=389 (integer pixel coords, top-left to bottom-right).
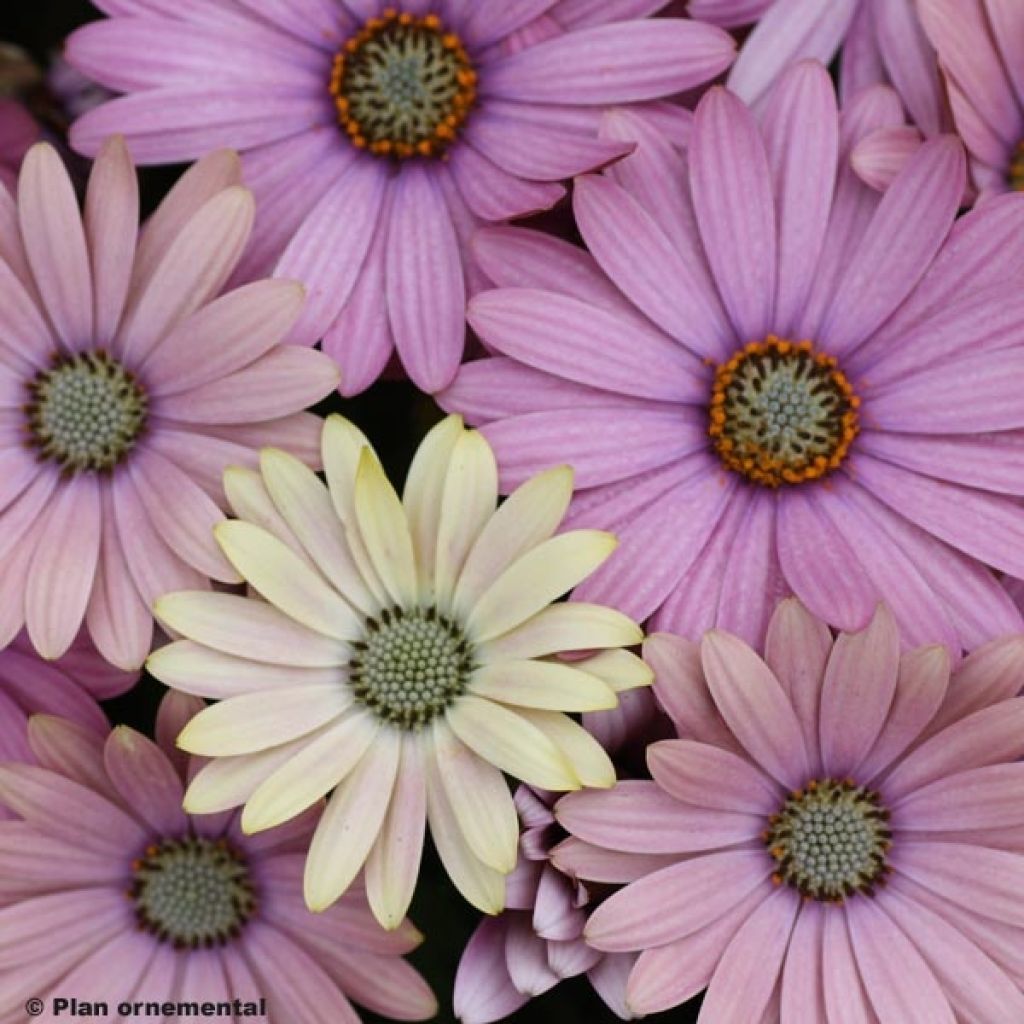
xmin=764 ymin=778 xmax=892 ymax=902
xmin=130 ymin=836 xmax=257 ymax=949
xmin=27 ymin=351 xmax=147 ymax=472
xmin=349 ymin=605 xmax=475 ymax=729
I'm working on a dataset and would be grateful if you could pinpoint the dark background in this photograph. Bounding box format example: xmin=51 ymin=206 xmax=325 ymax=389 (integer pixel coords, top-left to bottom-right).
xmin=0 ymin=3 xmax=703 ymax=1021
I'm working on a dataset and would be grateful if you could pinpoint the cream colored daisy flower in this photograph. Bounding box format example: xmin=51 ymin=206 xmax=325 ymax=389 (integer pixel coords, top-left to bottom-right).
xmin=148 ymin=414 xmax=649 ymax=929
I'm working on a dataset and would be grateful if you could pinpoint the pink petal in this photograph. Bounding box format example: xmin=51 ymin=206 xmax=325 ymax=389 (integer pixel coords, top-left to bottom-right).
xmin=846 ymin=897 xmax=956 ymax=1022
xmin=573 ymin=174 xmax=730 ymax=360
xmin=819 ymin=604 xmax=901 ymax=777
xmin=448 ymin=137 xmax=563 ymax=221
xmin=780 ymin=902 xmax=826 ymax=1020
xmin=893 ymin=763 xmax=1024 ymax=831
xmin=701 ymin=629 xmax=811 ymax=788
xmin=84 ymin=136 xmax=138 ymax=345
xmin=482 ymin=20 xmax=735 ymax=104
xmin=386 ymin=164 xmax=465 ymax=393
xmin=276 ymin=157 xmax=386 ymax=347
xmin=18 ymin=144 xmax=93 ymax=351
xmin=26 ymin=477 xmax=101 ymax=661
xmin=690 ymin=86 xmax=776 ymax=344
xmin=764 ymin=597 xmax=832 ymax=777
xmin=584 ymin=851 xmax=772 ymax=952
xmin=555 ymin=780 xmax=760 ymax=855
xmin=103 ymin=727 xmax=188 ymax=836
xmin=454 ymin=918 xmax=529 ymax=1024
xmin=699 ymin=887 xmax=800 ymax=1021
xmin=817 ymin=136 xmax=965 ymax=358
xmin=762 ymin=60 xmax=838 ymax=336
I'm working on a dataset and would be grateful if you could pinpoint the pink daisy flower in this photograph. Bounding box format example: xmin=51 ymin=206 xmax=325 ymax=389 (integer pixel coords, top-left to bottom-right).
xmin=700 ymin=0 xmax=945 ymax=136
xmin=454 ymin=784 xmax=648 ymax=1024
xmin=556 ymin=600 xmax=1024 ymax=1019
xmin=916 ymin=0 xmax=1024 ymax=199
xmin=0 ymin=139 xmax=339 ymax=670
xmin=441 ymin=60 xmax=1024 ymax=653
xmin=0 ymin=692 xmax=437 ymax=1023
xmin=0 ymin=97 xmax=38 ymax=191
xmin=66 ymin=1 xmax=735 ymax=395
xmin=0 ymin=629 xmax=136 ymax=736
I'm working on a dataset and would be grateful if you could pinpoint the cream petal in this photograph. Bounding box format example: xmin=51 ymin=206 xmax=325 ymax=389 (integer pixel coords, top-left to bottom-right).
xmin=514 ymin=708 xmax=616 ymax=789
xmin=425 ymin=740 xmax=507 ymax=914
xmin=303 ymin=729 xmax=401 ymax=911
xmin=401 ymin=414 xmax=464 ymax=599
xmin=153 ymin=592 xmax=348 ymax=666
xmin=176 ymin=684 xmax=352 ymax=756
xmin=353 ymin=449 xmax=418 ymax=609
xmin=365 ymin=733 xmax=428 ymax=930
xmin=469 ymin=659 xmax=617 ymax=712
xmin=432 ymin=721 xmax=519 ymax=874
xmin=242 ymin=710 xmax=378 ymax=833
xmin=260 ymin=447 xmax=377 ymax=616
xmin=446 ymin=695 xmax=580 ymax=791
xmin=452 ymin=465 xmax=573 ymax=619
xmin=148 ymin=639 xmax=343 ymax=698
xmin=466 ymin=531 xmax=618 ymax=642
xmin=222 ymin=466 xmax=314 ymax=568
xmin=479 ymin=603 xmax=643 ymax=662
xmin=569 ymin=649 xmax=653 ymax=693
xmin=214 ymin=520 xmax=363 ymax=642
xmin=434 ymin=430 xmax=498 ymax=610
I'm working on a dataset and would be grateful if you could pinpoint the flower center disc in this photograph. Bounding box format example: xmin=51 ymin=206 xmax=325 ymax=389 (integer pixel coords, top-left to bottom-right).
xmin=330 ymin=9 xmax=477 ymax=159
xmin=709 ymin=337 xmax=860 ymax=488
xmin=764 ymin=778 xmax=892 ymax=902
xmin=26 ymin=351 xmax=148 ymax=473
xmin=130 ymin=836 xmax=257 ymax=948
xmin=349 ymin=605 xmax=475 ymax=729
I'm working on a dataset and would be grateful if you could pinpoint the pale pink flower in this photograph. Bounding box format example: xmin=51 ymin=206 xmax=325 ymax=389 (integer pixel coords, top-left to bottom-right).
xmin=67 ymin=0 xmax=734 ymax=395
xmin=0 ymin=139 xmax=338 ymax=669
xmin=441 ymin=61 xmax=1024 ymax=653
xmin=557 ymin=600 xmax=1024 ymax=1019
xmin=0 ymin=692 xmax=437 ymax=1023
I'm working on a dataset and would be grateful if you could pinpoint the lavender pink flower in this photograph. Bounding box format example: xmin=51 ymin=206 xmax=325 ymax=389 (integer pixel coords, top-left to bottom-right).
xmin=556 ymin=600 xmax=1024 ymax=1019
xmin=67 ymin=0 xmax=735 ymax=395
xmin=0 ymin=692 xmax=437 ymax=1022
xmin=441 ymin=60 xmax=1024 ymax=653
xmin=0 ymin=138 xmax=338 ymax=670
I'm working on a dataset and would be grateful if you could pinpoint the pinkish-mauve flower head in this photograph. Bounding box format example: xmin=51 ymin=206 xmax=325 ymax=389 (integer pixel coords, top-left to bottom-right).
xmin=0 ymin=691 xmax=437 ymax=1022
xmin=555 ymin=599 xmax=1024 ymax=1020
xmin=66 ymin=1 xmax=736 ymax=396
xmin=916 ymin=0 xmax=1024 ymax=199
xmin=0 ymin=97 xmax=38 ymax=191
xmin=441 ymin=59 xmax=1024 ymax=654
xmin=0 ymin=139 xmax=339 ymax=671
xmin=0 ymin=628 xmax=137 ymax=735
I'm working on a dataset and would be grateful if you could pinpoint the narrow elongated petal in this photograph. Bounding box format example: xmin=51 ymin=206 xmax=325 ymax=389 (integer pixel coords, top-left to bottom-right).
xmin=469 ymin=660 xmax=616 ymax=712
xmin=303 ymin=730 xmax=400 ymax=911
xmin=466 ymin=531 xmax=617 ymax=643
xmin=214 ymin=521 xmax=362 ymax=641
xmin=447 ymin=696 xmax=579 ymax=791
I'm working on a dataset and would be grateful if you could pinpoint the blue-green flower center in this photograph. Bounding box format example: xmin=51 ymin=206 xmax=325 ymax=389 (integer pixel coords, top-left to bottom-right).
xmin=764 ymin=778 xmax=892 ymax=902
xmin=130 ymin=836 xmax=256 ymax=948
xmin=27 ymin=351 xmax=147 ymax=472
xmin=349 ymin=605 xmax=475 ymax=729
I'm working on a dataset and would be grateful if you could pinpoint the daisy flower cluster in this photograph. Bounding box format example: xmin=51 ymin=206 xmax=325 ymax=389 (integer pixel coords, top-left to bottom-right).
xmin=0 ymin=1 xmax=1022 ymax=1021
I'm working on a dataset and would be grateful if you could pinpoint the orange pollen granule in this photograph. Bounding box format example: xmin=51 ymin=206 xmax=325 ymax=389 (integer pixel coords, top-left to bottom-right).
xmin=329 ymin=9 xmax=477 ymax=160
xmin=708 ymin=336 xmax=860 ymax=488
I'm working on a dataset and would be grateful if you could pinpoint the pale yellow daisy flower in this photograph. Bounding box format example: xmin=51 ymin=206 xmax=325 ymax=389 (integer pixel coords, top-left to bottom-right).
xmin=148 ymin=414 xmax=649 ymax=929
